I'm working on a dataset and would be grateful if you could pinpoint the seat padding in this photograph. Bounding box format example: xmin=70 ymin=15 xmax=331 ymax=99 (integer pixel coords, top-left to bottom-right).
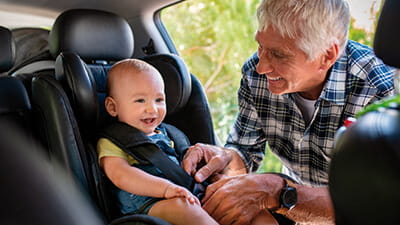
xmin=0 ymin=77 xmax=31 ymax=114
xmin=0 ymin=26 xmax=15 ymax=73
xmin=374 ymin=0 xmax=400 ymax=67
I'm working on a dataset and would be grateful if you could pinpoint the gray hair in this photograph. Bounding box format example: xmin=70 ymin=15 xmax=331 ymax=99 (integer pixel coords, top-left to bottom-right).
xmin=257 ymin=0 xmax=350 ymax=60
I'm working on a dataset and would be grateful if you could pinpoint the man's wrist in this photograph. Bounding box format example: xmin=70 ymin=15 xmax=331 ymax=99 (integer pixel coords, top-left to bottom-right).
xmin=258 ymin=173 xmax=298 ymax=214
xmin=259 ymin=175 xmax=285 ymax=211
xmin=273 ymin=178 xmax=298 ymax=214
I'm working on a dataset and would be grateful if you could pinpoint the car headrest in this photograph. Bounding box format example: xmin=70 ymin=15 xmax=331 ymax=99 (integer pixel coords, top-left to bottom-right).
xmin=374 ymin=0 xmax=400 ymax=68
xmin=0 ymin=26 xmax=15 ymax=73
xmin=49 ymin=9 xmax=134 ymax=62
xmin=330 ymin=108 xmax=400 ymax=224
xmin=0 ymin=77 xmax=31 ymax=114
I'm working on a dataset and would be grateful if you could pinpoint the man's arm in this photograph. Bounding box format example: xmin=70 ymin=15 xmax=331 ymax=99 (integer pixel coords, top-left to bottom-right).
xmin=202 ymin=173 xmax=335 ymax=225
xmin=284 ymin=184 xmax=335 ymax=224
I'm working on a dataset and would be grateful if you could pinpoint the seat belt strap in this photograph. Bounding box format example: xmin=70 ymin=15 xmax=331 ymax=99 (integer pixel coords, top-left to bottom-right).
xmin=99 ymin=121 xmax=195 ymax=191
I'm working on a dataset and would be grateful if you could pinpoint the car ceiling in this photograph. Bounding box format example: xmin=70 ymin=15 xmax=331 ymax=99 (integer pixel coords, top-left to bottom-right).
xmin=0 ymin=0 xmax=181 ymax=28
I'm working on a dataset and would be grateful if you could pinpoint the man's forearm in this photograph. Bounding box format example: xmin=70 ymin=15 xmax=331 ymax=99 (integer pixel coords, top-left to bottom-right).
xmin=284 ymin=186 xmax=335 ymax=225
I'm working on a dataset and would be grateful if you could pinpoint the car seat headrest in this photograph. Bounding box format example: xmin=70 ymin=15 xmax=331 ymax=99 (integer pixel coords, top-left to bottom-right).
xmin=8 ymin=28 xmax=51 ymax=75
xmin=0 ymin=77 xmax=31 ymax=114
xmin=142 ymin=54 xmax=192 ymax=116
xmin=374 ymin=0 xmax=400 ymax=68
xmin=0 ymin=26 xmax=15 ymax=73
xmin=330 ymin=108 xmax=400 ymax=224
xmin=49 ymin=9 xmax=134 ymax=62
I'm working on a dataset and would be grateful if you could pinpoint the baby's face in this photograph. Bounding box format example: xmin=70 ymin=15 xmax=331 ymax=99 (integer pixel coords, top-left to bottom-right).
xmin=111 ymin=70 xmax=166 ymax=135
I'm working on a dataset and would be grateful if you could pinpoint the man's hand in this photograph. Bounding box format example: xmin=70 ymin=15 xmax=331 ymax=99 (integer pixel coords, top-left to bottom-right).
xmin=201 ymin=174 xmax=283 ymax=225
xmin=182 ymin=143 xmax=234 ymax=182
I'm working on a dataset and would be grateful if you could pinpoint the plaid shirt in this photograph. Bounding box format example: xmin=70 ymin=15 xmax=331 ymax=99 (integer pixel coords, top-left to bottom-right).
xmin=225 ymin=40 xmax=395 ymax=186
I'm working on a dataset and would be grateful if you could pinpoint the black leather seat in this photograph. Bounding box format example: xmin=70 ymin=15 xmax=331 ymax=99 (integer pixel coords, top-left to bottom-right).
xmin=329 ymin=0 xmax=400 ymax=224
xmin=0 ymin=26 xmax=36 ymax=144
xmin=0 ymin=77 xmax=33 ymax=141
xmin=0 ymin=122 xmax=105 ymax=225
xmin=0 ymin=26 xmax=14 ymax=76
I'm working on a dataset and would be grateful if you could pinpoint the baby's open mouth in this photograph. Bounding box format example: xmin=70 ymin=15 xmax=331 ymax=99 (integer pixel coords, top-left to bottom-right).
xmin=142 ymin=118 xmax=156 ymax=124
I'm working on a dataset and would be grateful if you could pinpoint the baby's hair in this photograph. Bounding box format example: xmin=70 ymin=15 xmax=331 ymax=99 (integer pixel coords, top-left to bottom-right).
xmin=106 ymin=58 xmax=159 ymax=96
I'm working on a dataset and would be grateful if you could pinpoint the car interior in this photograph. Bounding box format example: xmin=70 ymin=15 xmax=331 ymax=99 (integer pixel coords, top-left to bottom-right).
xmin=1 ymin=0 xmax=400 ymax=224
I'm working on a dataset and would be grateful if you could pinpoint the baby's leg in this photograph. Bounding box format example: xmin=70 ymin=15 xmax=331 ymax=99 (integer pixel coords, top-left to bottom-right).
xmin=251 ymin=210 xmax=279 ymax=225
xmin=148 ymin=197 xmax=218 ymax=225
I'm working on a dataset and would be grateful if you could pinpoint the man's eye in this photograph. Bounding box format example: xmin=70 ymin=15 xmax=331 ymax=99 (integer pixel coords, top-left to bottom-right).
xmin=271 ymin=51 xmax=285 ymax=59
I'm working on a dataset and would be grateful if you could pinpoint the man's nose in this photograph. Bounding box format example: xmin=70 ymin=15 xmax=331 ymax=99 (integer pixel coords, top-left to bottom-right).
xmin=256 ymin=57 xmax=273 ymax=75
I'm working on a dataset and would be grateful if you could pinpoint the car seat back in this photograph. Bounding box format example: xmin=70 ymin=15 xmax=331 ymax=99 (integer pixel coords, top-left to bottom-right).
xmin=0 ymin=77 xmax=33 ymax=139
xmin=0 ymin=26 xmax=14 ymax=76
xmin=0 ymin=122 xmax=105 ymax=225
xmin=0 ymin=27 xmax=36 ymax=143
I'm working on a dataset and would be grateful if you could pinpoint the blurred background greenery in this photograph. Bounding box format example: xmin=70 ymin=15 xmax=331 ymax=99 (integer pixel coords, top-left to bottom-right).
xmin=162 ymin=0 xmax=382 ymax=173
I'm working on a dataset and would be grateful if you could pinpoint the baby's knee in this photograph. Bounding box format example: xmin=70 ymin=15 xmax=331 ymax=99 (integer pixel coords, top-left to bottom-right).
xmin=149 ymin=197 xmax=210 ymax=224
xmin=162 ymin=197 xmax=201 ymax=214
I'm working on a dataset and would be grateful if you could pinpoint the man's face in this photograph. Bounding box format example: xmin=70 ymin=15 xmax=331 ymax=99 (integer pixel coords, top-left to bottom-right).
xmin=255 ymin=26 xmax=328 ymax=100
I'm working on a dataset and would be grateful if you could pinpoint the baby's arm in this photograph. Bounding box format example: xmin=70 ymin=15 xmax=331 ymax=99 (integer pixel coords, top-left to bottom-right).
xmin=101 ymin=156 xmax=199 ymax=204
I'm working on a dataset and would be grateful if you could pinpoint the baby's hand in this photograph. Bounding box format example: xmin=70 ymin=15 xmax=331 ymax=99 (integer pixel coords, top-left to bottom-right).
xmin=163 ymin=183 xmax=200 ymax=205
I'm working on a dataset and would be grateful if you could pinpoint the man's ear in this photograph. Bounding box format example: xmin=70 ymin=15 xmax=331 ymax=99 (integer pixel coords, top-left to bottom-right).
xmin=105 ymin=96 xmax=118 ymax=117
xmin=320 ymin=43 xmax=339 ymax=70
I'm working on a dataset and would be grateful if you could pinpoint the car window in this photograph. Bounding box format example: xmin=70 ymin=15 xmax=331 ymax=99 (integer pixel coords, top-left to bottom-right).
xmin=162 ymin=0 xmax=259 ymax=142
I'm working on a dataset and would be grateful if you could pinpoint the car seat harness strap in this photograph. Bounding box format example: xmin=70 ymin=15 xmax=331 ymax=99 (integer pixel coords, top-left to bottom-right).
xmin=99 ymin=121 xmax=207 ymax=200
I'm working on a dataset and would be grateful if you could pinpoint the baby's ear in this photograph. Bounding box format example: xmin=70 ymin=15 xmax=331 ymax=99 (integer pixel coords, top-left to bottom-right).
xmin=105 ymin=96 xmax=118 ymax=117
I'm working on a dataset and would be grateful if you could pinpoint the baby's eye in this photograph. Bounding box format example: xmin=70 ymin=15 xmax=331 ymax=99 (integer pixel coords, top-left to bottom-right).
xmin=156 ymin=98 xmax=165 ymax=103
xmin=135 ymin=99 xmax=145 ymax=103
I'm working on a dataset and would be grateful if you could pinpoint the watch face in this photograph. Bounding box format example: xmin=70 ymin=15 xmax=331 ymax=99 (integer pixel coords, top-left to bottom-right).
xmin=282 ymin=187 xmax=297 ymax=209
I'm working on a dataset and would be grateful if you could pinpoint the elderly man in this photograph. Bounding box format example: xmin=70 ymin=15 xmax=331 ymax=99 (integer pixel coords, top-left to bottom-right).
xmin=183 ymin=0 xmax=395 ymax=224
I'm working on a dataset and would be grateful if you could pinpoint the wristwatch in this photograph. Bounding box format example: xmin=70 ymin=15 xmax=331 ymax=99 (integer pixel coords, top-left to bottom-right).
xmin=275 ymin=178 xmax=297 ymax=214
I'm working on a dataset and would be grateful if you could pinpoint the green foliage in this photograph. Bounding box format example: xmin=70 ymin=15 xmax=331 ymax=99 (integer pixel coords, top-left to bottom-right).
xmin=162 ymin=0 xmax=381 ymax=173
xmin=162 ymin=0 xmax=259 ymax=140
xmin=256 ymin=143 xmax=282 ymax=173
xmin=349 ymin=18 xmax=373 ymax=46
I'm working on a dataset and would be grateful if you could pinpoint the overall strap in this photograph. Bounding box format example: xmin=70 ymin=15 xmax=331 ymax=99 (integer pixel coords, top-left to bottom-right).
xmin=99 ymin=121 xmax=195 ymax=191
xmin=159 ymin=123 xmax=190 ymax=160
